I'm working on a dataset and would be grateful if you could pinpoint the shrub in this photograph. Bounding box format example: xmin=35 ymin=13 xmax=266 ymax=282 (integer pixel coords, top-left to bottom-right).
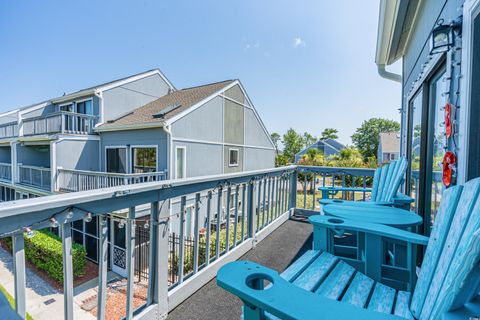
xmin=3 ymin=230 xmax=86 ymax=283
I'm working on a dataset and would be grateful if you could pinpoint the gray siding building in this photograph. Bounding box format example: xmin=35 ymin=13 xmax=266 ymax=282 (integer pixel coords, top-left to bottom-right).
xmin=0 ymin=68 xmax=275 ymax=274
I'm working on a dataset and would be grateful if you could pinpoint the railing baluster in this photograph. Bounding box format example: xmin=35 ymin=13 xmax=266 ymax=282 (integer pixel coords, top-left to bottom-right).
xmin=341 ymin=174 xmax=346 ymax=199
xmin=12 ymin=233 xmax=26 ymax=319
xmin=97 ymin=215 xmax=108 ymax=320
xmin=126 ymin=207 xmax=136 ymax=319
xmin=215 ymin=189 xmax=222 ymax=259
xmin=363 ymin=175 xmax=367 ymax=200
xmin=233 ymin=185 xmax=239 ymax=248
xmin=205 ymin=192 xmax=212 ymax=265
xmin=256 ymin=180 xmax=262 ymax=232
xmin=247 ymin=181 xmax=256 ymax=238
xmin=261 ymin=177 xmax=267 ymax=229
xmin=352 ymin=174 xmax=356 ymax=201
xmin=312 ymin=173 xmax=317 ymax=210
xmin=61 ymin=222 xmax=74 ymax=320
xmin=225 ymin=187 xmax=231 ymax=253
xmin=241 ymin=184 xmax=246 ymax=242
xmin=178 ymin=197 xmax=186 ymax=282
xmin=303 ymin=171 xmax=307 ymax=209
xmin=193 ymin=193 xmax=200 ymax=273
xmin=275 ymin=177 xmax=280 ymax=218
xmin=266 ymin=177 xmax=272 ymax=225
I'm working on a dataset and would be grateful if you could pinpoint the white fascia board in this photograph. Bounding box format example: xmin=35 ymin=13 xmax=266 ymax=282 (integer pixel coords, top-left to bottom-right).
xmin=96 ymin=69 xmax=176 ymax=93
xmin=164 ymin=80 xmax=240 ymax=126
xmin=50 ymin=90 xmax=96 ymax=104
xmin=0 ymin=109 xmax=20 ymax=119
xmin=94 ymin=121 xmax=165 ymax=133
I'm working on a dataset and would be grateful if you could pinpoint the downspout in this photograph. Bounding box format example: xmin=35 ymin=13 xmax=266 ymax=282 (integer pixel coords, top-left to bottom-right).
xmin=377 ymin=64 xmax=402 ymax=83
xmin=161 ymin=123 xmax=172 ymax=179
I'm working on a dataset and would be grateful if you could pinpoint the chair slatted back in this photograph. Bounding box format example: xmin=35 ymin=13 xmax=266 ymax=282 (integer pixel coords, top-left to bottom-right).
xmin=409 ymin=185 xmax=464 ymax=317
xmin=370 ymin=158 xmax=407 ymax=203
xmin=414 ymin=178 xmax=480 ymax=320
xmin=373 ymin=162 xmax=392 ymax=202
xmin=383 ymin=158 xmax=408 ymax=202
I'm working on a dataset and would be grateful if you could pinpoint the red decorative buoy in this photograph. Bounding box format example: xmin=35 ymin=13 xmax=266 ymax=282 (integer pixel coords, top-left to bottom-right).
xmin=445 ymin=102 xmax=453 ymax=138
xmin=442 ymin=151 xmax=456 ymax=187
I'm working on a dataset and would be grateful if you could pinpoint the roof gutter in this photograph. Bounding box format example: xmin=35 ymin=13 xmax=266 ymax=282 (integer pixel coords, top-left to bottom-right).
xmin=377 ymin=64 xmax=402 ymax=83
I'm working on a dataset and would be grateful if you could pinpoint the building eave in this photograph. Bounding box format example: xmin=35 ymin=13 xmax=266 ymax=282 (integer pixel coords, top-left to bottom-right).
xmin=95 ymin=121 xmax=165 ymax=133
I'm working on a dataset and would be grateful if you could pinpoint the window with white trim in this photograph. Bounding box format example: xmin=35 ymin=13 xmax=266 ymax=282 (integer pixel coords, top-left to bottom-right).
xmin=229 ymin=148 xmax=239 ymax=167
xmin=175 ymin=146 xmax=186 ymax=179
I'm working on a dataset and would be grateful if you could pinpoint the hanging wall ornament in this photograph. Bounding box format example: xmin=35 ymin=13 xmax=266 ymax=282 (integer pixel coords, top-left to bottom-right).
xmin=442 ymin=151 xmax=456 ymax=187
xmin=445 ymin=101 xmax=453 ymax=138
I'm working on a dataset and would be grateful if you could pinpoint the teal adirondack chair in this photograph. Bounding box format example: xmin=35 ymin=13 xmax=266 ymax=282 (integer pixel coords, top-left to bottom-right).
xmin=218 ymin=178 xmax=480 ymax=319
xmin=318 ymin=158 xmax=412 ymax=208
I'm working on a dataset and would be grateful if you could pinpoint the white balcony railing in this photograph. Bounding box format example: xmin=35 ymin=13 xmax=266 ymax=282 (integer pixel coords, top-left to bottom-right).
xmin=22 ymin=112 xmax=97 ymax=136
xmin=0 ymin=122 xmax=19 ymax=139
xmin=57 ymin=168 xmax=168 ymax=192
xmin=17 ymin=164 xmax=51 ymax=191
xmin=0 ymin=163 xmax=12 ymax=181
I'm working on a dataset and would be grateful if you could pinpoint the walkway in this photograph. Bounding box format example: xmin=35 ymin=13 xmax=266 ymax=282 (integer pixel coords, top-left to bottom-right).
xmin=0 ymin=247 xmax=95 ymax=320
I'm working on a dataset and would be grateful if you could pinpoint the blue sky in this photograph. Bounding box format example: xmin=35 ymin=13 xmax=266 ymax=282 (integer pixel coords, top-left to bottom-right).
xmin=0 ymin=0 xmax=401 ymax=145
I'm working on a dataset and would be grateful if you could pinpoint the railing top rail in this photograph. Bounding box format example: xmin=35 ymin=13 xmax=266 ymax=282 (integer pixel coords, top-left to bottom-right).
xmin=0 ymin=121 xmax=19 ymax=127
xmin=296 ymin=165 xmax=376 ymax=176
xmin=0 ymin=165 xmax=297 ymax=221
xmin=58 ymin=168 xmax=167 ymax=178
xmin=18 ymin=164 xmax=51 ymax=171
xmin=23 ymin=111 xmax=98 ymax=122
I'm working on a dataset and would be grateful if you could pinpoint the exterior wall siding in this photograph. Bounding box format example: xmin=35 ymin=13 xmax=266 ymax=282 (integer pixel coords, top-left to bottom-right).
xmin=170 ymin=96 xmax=223 ymax=142
xmin=17 ymin=145 xmax=50 ymax=167
xmin=244 ymin=108 xmax=273 ymax=148
xmin=224 ymin=99 xmax=244 ymax=145
xmin=55 ymin=139 xmax=100 ymax=171
xmin=100 ymin=128 xmax=168 ymax=172
xmin=172 ymin=141 xmax=223 ymax=178
xmin=244 ymin=147 xmax=275 ymax=171
xmin=102 ymin=74 xmax=171 ymax=122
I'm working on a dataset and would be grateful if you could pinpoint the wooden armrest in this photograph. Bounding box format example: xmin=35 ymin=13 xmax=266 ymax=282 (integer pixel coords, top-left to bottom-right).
xmin=217 ymin=261 xmax=400 ymax=320
xmin=309 ymin=215 xmax=428 ymax=245
xmin=393 ymin=193 xmax=415 ymax=204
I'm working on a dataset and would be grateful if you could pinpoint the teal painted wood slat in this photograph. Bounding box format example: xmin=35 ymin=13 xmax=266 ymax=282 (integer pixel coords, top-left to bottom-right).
xmin=370 ymin=167 xmax=382 ymax=201
xmin=367 ymin=283 xmax=395 ymax=314
xmin=292 ymin=252 xmax=338 ymax=291
xmin=374 ymin=164 xmax=389 ymax=203
xmin=341 ymin=272 xmax=374 ymax=308
xmin=280 ymin=250 xmax=321 ymax=282
xmin=315 ymin=260 xmax=355 ymax=300
xmin=429 ymin=179 xmax=480 ymax=318
xmin=409 ymin=185 xmax=464 ymax=317
xmin=419 ymin=178 xmax=480 ymax=320
xmin=393 ymin=291 xmax=413 ymax=320
xmin=384 ymin=159 xmax=408 ymax=202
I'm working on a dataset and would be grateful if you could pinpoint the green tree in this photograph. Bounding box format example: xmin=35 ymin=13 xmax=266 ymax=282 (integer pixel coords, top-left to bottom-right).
xmin=282 ymin=128 xmax=304 ymax=162
xmin=275 ymin=154 xmax=289 ymax=167
xmin=351 ymin=118 xmax=400 ymax=160
xmin=270 ymin=132 xmax=281 ymax=154
xmin=302 ymin=132 xmax=317 ymax=147
xmin=320 ymin=128 xmax=339 ymax=140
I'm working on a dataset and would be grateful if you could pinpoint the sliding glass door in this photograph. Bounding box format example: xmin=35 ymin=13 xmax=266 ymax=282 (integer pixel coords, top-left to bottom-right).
xmin=106 ymin=148 xmax=127 ymax=173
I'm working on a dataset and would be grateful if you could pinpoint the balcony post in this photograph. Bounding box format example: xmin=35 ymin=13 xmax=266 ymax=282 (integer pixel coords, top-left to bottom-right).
xmin=149 ymin=199 xmax=170 ymax=317
xmin=126 ymin=207 xmax=136 ymax=320
xmin=97 ymin=215 xmax=108 ymax=320
xmin=12 ymin=233 xmax=26 ymax=319
xmin=247 ymin=181 xmax=256 ymax=239
xmin=61 ymin=222 xmax=74 ymax=320
xmin=289 ymin=170 xmax=298 ymax=212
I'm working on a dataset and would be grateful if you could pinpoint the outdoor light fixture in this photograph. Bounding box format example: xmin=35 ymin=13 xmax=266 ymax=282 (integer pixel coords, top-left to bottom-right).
xmin=430 ymin=17 xmax=462 ymax=54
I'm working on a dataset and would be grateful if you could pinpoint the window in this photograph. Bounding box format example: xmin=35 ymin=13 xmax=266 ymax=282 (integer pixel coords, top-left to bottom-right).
xmin=407 ymin=89 xmax=424 ymax=212
xmin=76 ymin=99 xmax=93 ymax=115
xmin=106 ymin=148 xmax=127 ymax=173
xmin=175 ymin=147 xmax=186 ymax=179
xmin=132 ymin=147 xmax=157 ymax=173
xmin=59 ymin=103 xmax=73 ymax=112
xmin=229 ymin=149 xmax=239 ymax=167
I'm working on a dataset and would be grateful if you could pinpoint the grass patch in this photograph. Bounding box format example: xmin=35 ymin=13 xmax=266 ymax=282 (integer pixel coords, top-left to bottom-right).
xmin=0 ymin=283 xmax=34 ymax=320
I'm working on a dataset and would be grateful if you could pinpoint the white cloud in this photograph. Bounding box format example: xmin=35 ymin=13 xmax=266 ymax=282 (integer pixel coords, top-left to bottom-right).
xmin=244 ymin=40 xmax=260 ymax=51
xmin=293 ymin=37 xmax=306 ymax=48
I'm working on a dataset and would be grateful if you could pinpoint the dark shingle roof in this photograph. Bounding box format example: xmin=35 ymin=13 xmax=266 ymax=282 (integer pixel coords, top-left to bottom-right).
xmin=99 ymin=80 xmax=234 ymax=129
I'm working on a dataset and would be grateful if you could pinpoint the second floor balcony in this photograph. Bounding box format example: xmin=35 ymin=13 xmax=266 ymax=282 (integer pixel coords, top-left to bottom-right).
xmin=22 ymin=111 xmax=97 ymax=136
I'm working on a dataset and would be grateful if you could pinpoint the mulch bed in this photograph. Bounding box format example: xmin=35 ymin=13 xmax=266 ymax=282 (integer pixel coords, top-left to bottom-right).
xmin=89 ymin=280 xmax=148 ymax=320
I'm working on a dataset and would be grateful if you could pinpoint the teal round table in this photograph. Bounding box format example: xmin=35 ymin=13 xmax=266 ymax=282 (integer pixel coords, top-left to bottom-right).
xmin=322 ymin=203 xmax=422 ymax=228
